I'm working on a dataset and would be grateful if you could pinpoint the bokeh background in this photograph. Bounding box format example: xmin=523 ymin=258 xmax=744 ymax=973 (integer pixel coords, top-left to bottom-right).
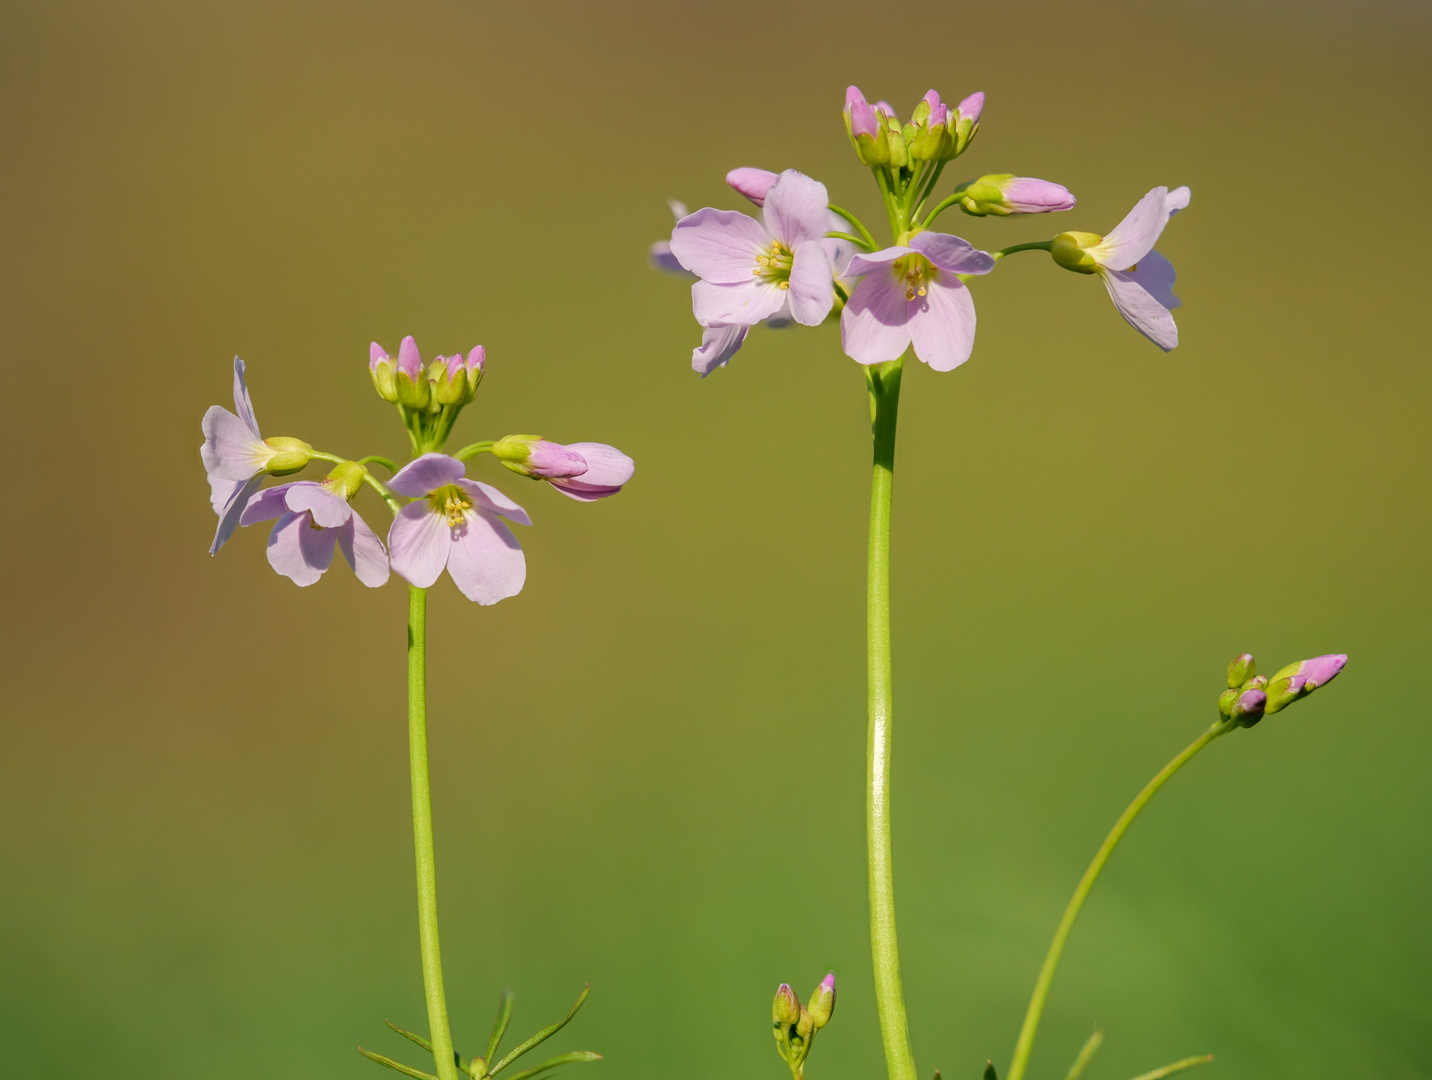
xmin=2 ymin=1 xmax=1428 ymax=1077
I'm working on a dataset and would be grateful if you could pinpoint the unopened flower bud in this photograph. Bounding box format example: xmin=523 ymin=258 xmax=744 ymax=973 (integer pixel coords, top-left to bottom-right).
xmin=1242 ymin=674 xmax=1268 ymax=691
xmin=322 ymin=460 xmax=368 ymax=501
xmin=1265 ymin=654 xmax=1348 ymax=715
xmin=492 ymin=435 xmax=589 ymax=479
xmin=395 ymin=335 xmax=430 ymax=409
xmin=949 ymin=92 xmax=983 ymax=158
xmin=773 ymin=984 xmax=801 ymax=1027
xmin=952 ymin=174 xmax=1076 ymax=217
xmin=463 ymin=346 xmax=485 ymax=403
xmin=843 ymin=86 xmax=889 ymax=167
xmin=806 ymin=973 xmax=836 ymax=1029
xmin=262 ymin=436 xmax=312 ymax=476
xmin=1227 ymin=653 xmax=1256 ymax=688
xmin=727 ymin=167 xmax=780 ymax=207
xmin=909 ymin=91 xmax=953 ymax=162
xmin=1218 ymin=688 xmax=1239 ymax=717
xmin=431 ymin=355 xmax=468 ymax=406
xmin=794 ymin=1009 xmax=814 ymax=1040
xmin=1230 ymin=688 xmax=1267 ymax=727
xmin=1050 ymin=232 xmax=1104 ymax=274
xmin=369 ymin=343 xmax=399 ymax=402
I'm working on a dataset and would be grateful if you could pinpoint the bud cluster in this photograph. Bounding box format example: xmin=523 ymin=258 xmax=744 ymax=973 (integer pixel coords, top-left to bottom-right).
xmin=1217 ymin=652 xmax=1347 ymax=727
xmin=843 ymin=87 xmax=982 ymax=170
xmin=772 ymin=975 xmax=835 ymax=1080
xmin=370 ymin=336 xmax=486 ymax=453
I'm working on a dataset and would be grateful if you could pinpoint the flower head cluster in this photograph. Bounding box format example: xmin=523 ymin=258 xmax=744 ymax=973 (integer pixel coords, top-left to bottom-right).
xmin=200 ymin=343 xmax=633 ymax=605
xmin=651 ymin=84 xmax=1191 ymax=374
xmin=1218 ymin=651 xmax=1348 ymax=727
xmin=772 ymin=974 xmax=836 ymax=1080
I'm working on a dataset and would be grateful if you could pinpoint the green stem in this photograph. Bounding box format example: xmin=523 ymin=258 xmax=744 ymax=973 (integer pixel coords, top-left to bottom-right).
xmin=1005 ymin=720 xmax=1235 ymax=1080
xmin=992 ymin=241 xmax=1055 ymax=261
xmin=865 ymin=357 xmax=917 ymax=1080
xmin=920 ymin=193 xmax=964 ymax=229
xmin=407 ymin=587 xmax=462 ymax=1080
xmin=829 ymin=204 xmax=879 ymax=250
xmin=454 ymin=440 xmax=496 ymax=461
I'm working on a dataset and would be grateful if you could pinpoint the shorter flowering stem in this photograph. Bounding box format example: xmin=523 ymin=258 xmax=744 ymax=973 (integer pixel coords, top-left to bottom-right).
xmin=992 ymin=241 xmax=1056 ymax=261
xmin=1005 ymin=719 xmax=1236 ymax=1080
xmin=828 ymin=230 xmax=874 ymax=251
xmin=911 ymin=161 xmax=947 ymax=220
xmin=357 ymin=455 xmax=397 ymax=471
xmin=920 ymin=192 xmax=966 ymax=229
xmin=829 ymin=204 xmax=878 ymax=250
xmin=364 ymin=473 xmax=402 ymax=516
xmin=454 ymin=440 xmax=495 ymax=462
xmin=308 ymin=450 xmax=349 ymax=465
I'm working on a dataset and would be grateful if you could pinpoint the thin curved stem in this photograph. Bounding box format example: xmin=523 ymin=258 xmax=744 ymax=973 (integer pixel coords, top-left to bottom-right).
xmin=829 ymin=204 xmax=879 ymax=250
xmin=407 ymin=586 xmax=462 ymax=1080
xmin=454 ymin=440 xmax=495 ymax=462
xmin=921 ymin=192 xmax=963 ymax=229
xmin=866 ymin=357 xmax=917 ymax=1080
xmin=993 ymin=241 xmax=1055 ymax=261
xmin=1005 ymin=720 xmax=1235 ymax=1080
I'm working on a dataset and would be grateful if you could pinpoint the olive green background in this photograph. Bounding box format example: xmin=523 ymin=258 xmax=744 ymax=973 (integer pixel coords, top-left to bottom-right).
xmin=1 ymin=1 xmax=1428 ymax=1078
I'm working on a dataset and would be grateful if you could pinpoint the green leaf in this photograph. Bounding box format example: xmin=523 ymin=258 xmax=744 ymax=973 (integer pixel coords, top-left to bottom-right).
xmin=1128 ymin=1054 xmax=1213 ymax=1080
xmin=359 ymin=1047 xmax=440 ymax=1080
xmin=490 ymin=986 xmax=591 ymax=1076
xmin=984 ymin=1061 xmax=998 ymax=1080
xmin=485 ymin=989 xmax=517 ymax=1065
xmin=1064 ymin=1030 xmax=1104 ymax=1080
xmin=387 ymin=1021 xmax=434 ymax=1054
xmin=503 ymin=1049 xmax=603 ymax=1080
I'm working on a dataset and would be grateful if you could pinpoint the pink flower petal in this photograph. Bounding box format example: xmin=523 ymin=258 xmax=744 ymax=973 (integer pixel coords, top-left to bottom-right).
xmin=455 ymin=479 xmax=531 ymax=526
xmin=726 ymin=167 xmax=780 ymax=207
xmin=692 ymin=277 xmax=787 ymax=327
xmin=692 ymin=323 xmax=748 ymax=376
xmin=669 ymin=208 xmax=769 ymax=282
xmin=388 ymin=453 xmax=465 ymax=497
xmin=201 ymin=406 xmax=270 ymax=481
xmin=845 ymin=86 xmax=880 ymax=139
xmin=648 ymin=240 xmax=694 ymax=278
xmin=787 ymin=239 xmax=835 ymax=326
xmin=1166 ymin=186 xmax=1191 ymax=216
xmin=1124 ymin=250 xmax=1180 ymax=311
xmin=846 ymin=246 xmax=916 ymax=278
xmin=209 ymin=476 xmax=261 ymax=555
xmin=240 ymin=481 xmax=304 ymax=525
xmin=563 ymin=443 xmax=634 ymax=488
xmin=908 ymin=232 xmax=994 ymax=275
xmin=369 ymin=342 xmax=390 ymax=371
xmin=956 ymin=91 xmax=984 ymax=123
xmin=231 ymin=357 xmax=261 ymax=437
xmin=999 ymin=177 xmax=1077 ymax=213
xmin=266 ymin=511 xmax=335 ymax=587
xmin=1097 ymin=187 xmax=1171 ymax=271
xmin=761 ymin=170 xmax=831 ymax=250
xmin=337 ymin=513 xmax=391 ymax=588
xmin=388 ymin=501 xmax=450 ymax=588
xmin=908 ymin=278 xmax=977 ymax=371
xmin=1100 ymin=268 xmax=1178 ymax=351
xmin=841 ymin=271 xmax=914 ymax=366
xmin=445 ymin=511 xmax=526 ymax=605
xmin=283 ymin=483 xmax=353 ymax=529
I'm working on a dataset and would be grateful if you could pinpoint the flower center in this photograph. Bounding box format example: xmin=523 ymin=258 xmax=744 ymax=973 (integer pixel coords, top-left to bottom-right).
xmin=753 ymin=240 xmax=795 ymax=289
xmin=428 ymin=484 xmax=472 ymax=527
xmin=893 ymin=253 xmax=938 ymax=301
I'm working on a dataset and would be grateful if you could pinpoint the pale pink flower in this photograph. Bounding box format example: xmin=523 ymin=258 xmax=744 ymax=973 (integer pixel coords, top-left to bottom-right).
xmin=240 ymin=482 xmax=390 ymax=588
xmin=386 ymin=454 xmax=530 ymax=605
xmin=840 ymin=232 xmax=995 ymax=371
xmin=669 ymin=169 xmax=837 ymax=328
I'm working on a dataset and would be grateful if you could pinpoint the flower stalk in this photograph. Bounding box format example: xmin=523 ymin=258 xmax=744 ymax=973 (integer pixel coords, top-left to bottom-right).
xmin=407 ymin=585 xmax=463 ymax=1080
xmin=865 ymin=356 xmax=917 ymax=1080
xmin=1004 ymin=719 xmax=1235 ymax=1080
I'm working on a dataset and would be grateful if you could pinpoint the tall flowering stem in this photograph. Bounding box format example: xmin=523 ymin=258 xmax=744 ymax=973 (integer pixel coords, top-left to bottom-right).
xmin=864 ymin=357 xmax=917 ymax=1080
xmin=1005 ymin=721 xmax=1233 ymax=1080
xmin=407 ymin=584 xmax=462 ymax=1080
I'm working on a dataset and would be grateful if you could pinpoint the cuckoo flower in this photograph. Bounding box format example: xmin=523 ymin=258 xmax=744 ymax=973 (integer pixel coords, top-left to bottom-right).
xmin=953 ymin=174 xmax=1077 ymax=216
xmin=669 ymin=169 xmax=837 ymax=328
xmin=201 ymin=357 xmax=311 ymax=555
xmin=1051 ymin=186 xmax=1190 ymax=351
xmin=1266 ymin=653 xmax=1349 ymax=714
xmin=386 ymin=453 xmax=531 ymax=605
xmin=240 ymin=476 xmax=390 ymax=588
xmin=841 ymin=232 xmax=995 ymax=371
xmin=491 ymin=437 xmax=636 ymax=501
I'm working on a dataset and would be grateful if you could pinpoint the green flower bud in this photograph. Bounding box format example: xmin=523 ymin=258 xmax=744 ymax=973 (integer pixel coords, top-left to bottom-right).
xmin=323 ymin=460 xmax=368 ymax=501
xmin=1050 ymin=231 xmax=1103 ymax=274
xmin=806 ymin=974 xmax=836 ymax=1029
xmin=396 ymin=368 xmax=430 ymax=409
xmin=1227 ymin=653 xmax=1256 ymax=688
xmin=773 ymin=983 xmax=801 ymax=1027
xmin=262 ymin=436 xmax=312 ymax=476
xmin=1218 ymin=688 xmax=1239 ymax=717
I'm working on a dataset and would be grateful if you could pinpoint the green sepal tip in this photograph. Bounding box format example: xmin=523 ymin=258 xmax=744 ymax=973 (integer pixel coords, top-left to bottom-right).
xmin=1127 ymin=1054 xmax=1213 ymax=1080
xmin=985 ymin=1061 xmax=999 ymax=1080
xmin=503 ymin=1049 xmax=603 ymax=1080
xmin=484 ymin=989 xmax=518 ymax=1067
xmin=1063 ymin=1030 xmax=1103 ymax=1080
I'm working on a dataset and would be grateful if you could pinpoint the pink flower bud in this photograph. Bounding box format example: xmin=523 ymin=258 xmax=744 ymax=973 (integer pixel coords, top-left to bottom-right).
xmin=466 ymin=345 xmax=485 ymax=375
xmin=844 ymin=86 xmax=880 ymax=139
xmin=369 ymin=342 xmax=391 ymax=372
xmin=396 ymin=335 xmax=424 ymax=381
xmin=1296 ymin=653 xmax=1347 ymax=691
xmin=956 ymin=91 xmax=984 ymax=124
xmin=920 ymin=89 xmax=948 ymax=128
xmin=1230 ymin=688 xmax=1267 ymax=727
xmin=999 ymin=177 xmax=1077 ymax=213
xmin=726 ymin=167 xmax=780 ymax=208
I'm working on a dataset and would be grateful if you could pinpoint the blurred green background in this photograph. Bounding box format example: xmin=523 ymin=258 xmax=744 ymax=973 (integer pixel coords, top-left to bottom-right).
xmin=1 ymin=1 xmax=1428 ymax=1077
